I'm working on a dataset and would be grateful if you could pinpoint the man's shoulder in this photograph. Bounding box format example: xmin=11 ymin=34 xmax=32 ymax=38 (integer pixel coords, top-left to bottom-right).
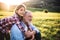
xmin=11 ymin=24 xmax=20 ymax=32
xmin=12 ymin=24 xmax=17 ymax=28
xmin=11 ymin=24 xmax=22 ymax=34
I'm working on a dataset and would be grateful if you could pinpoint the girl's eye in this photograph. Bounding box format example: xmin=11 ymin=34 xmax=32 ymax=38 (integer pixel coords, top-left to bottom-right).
xmin=20 ymin=9 xmax=23 ymax=11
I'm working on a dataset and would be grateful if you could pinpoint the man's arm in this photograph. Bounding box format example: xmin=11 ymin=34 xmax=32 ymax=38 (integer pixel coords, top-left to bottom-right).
xmin=30 ymin=23 xmax=40 ymax=33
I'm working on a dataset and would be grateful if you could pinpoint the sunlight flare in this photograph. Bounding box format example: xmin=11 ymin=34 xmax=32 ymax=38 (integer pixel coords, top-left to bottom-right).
xmin=0 ymin=0 xmax=29 ymax=10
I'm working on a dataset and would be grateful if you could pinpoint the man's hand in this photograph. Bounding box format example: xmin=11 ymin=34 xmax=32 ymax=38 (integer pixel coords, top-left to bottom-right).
xmin=25 ymin=31 xmax=33 ymax=38
xmin=25 ymin=30 xmax=36 ymax=39
xmin=30 ymin=34 xmax=34 ymax=40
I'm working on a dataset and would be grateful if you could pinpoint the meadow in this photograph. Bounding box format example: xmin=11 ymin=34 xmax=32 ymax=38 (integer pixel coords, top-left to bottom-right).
xmin=0 ymin=11 xmax=60 ymax=40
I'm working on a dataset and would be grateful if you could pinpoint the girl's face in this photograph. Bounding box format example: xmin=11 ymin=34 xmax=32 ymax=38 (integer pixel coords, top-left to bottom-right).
xmin=17 ymin=7 xmax=25 ymax=16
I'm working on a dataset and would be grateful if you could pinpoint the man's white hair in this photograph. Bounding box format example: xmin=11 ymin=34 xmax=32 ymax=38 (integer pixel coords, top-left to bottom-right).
xmin=24 ymin=10 xmax=32 ymax=15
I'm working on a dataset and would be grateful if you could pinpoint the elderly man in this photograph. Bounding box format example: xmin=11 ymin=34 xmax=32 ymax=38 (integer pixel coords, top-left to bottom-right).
xmin=10 ymin=10 xmax=41 ymax=40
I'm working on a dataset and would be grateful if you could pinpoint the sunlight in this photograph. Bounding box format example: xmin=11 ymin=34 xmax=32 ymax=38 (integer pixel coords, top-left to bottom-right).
xmin=0 ymin=0 xmax=29 ymax=10
xmin=0 ymin=0 xmax=29 ymax=5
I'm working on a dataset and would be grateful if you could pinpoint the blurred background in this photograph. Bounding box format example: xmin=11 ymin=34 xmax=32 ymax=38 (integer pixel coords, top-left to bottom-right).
xmin=0 ymin=0 xmax=60 ymax=40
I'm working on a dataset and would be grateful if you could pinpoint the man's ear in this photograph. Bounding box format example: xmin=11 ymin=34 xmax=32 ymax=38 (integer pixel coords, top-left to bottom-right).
xmin=23 ymin=15 xmax=25 ymax=17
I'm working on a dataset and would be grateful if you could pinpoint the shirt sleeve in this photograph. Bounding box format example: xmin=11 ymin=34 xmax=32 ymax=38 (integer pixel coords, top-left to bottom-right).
xmin=0 ymin=19 xmax=2 ymax=31
xmin=10 ymin=24 xmax=24 ymax=40
xmin=30 ymin=23 xmax=40 ymax=33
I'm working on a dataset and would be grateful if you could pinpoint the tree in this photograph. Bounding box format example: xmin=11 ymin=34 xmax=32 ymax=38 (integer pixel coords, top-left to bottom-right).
xmin=25 ymin=0 xmax=60 ymax=12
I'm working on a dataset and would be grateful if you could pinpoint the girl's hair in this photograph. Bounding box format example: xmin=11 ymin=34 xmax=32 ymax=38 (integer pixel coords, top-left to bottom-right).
xmin=15 ymin=4 xmax=26 ymax=13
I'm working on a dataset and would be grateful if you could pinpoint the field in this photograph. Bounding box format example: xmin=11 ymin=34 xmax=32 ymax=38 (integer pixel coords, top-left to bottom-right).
xmin=0 ymin=11 xmax=60 ymax=40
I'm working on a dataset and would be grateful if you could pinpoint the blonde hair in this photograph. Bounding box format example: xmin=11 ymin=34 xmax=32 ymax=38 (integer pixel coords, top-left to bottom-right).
xmin=15 ymin=4 xmax=26 ymax=13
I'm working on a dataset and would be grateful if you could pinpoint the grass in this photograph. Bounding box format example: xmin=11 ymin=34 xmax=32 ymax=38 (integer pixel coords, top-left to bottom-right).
xmin=0 ymin=11 xmax=60 ymax=40
xmin=32 ymin=11 xmax=60 ymax=40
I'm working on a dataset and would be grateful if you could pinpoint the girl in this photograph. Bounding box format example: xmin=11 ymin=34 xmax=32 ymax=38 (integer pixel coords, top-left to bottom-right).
xmin=0 ymin=4 xmax=26 ymax=40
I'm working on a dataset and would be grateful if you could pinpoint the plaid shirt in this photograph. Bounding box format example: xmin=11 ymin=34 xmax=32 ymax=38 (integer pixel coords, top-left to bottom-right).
xmin=0 ymin=13 xmax=25 ymax=33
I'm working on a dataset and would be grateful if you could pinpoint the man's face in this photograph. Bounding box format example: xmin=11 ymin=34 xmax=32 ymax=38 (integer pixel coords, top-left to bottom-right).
xmin=23 ymin=12 xmax=33 ymax=23
xmin=17 ymin=7 xmax=25 ymax=16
